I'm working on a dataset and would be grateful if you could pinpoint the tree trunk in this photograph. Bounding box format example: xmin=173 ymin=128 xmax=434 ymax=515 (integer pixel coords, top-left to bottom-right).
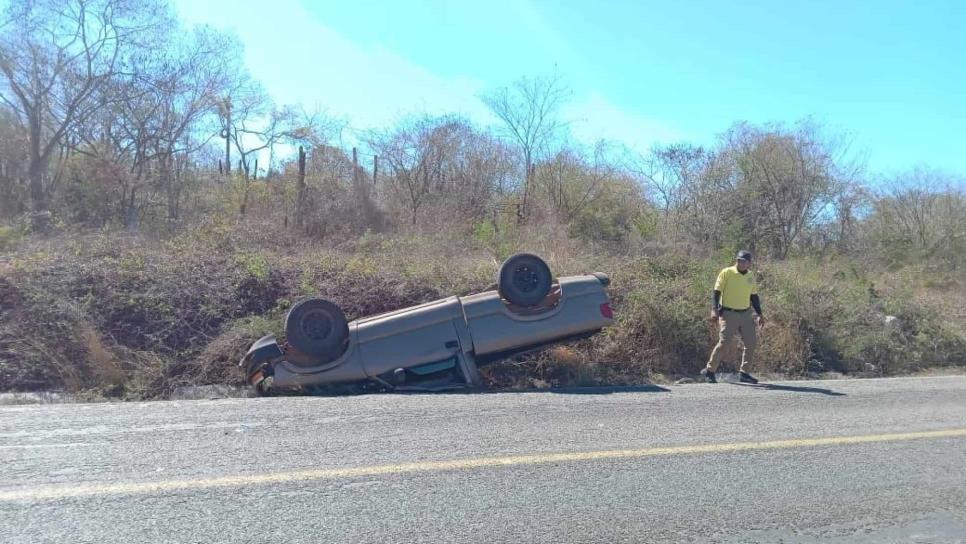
xmin=164 ymin=153 xmax=179 ymax=221
xmin=519 ymin=156 xmax=534 ymax=224
xmin=125 ymin=187 xmax=139 ymax=232
xmin=28 ymin=109 xmax=47 ymax=213
xmin=240 ymin=179 xmax=250 ymax=216
xmin=295 ymin=146 xmax=306 ymax=229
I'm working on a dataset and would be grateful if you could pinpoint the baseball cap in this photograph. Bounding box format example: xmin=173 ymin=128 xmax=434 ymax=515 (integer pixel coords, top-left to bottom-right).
xmin=736 ymin=250 xmax=753 ymax=261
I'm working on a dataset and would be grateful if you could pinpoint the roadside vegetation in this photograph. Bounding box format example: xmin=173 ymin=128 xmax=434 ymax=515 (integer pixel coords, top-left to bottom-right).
xmin=1 ymin=0 xmax=964 ymax=398
xmin=2 ymin=214 xmax=964 ymax=399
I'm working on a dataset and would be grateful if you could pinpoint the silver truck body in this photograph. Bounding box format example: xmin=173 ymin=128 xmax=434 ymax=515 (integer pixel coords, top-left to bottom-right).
xmin=242 ymin=273 xmax=612 ymax=390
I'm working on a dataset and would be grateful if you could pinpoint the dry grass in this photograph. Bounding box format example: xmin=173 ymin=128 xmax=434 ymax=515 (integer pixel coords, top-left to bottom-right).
xmin=78 ymin=324 xmax=125 ymax=386
xmin=1 ymin=221 xmax=964 ymax=399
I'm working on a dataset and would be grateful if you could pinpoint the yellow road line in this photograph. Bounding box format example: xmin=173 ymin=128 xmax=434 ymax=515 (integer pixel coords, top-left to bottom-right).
xmin=3 ymin=428 xmax=965 ymax=502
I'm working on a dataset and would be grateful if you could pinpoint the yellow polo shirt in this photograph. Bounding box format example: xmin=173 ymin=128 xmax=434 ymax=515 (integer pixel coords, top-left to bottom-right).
xmin=714 ymin=266 xmax=757 ymax=310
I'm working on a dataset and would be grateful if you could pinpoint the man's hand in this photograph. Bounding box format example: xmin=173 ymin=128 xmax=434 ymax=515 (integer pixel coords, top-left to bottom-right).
xmin=710 ymin=309 xmax=721 ymax=323
xmin=756 ymin=315 xmax=766 ymax=329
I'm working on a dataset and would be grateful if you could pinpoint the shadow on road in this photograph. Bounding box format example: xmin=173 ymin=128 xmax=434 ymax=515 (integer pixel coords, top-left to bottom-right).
xmin=429 ymin=384 xmax=672 ymax=396
xmin=400 ymin=384 xmax=672 ymax=396
xmin=524 ymin=384 xmax=671 ymax=395
xmin=294 ymin=383 xmax=672 ymax=397
xmin=732 ymin=382 xmax=846 ymax=396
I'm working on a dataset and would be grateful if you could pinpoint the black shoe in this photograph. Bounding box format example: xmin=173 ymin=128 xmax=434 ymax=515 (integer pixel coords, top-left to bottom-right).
xmin=700 ymin=368 xmax=717 ymax=383
xmin=739 ymin=372 xmax=759 ymax=384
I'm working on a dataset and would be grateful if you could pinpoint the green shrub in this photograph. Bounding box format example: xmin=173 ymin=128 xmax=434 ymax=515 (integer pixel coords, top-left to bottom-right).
xmin=2 ymin=227 xmax=964 ymax=399
xmin=0 ymin=225 xmax=21 ymax=251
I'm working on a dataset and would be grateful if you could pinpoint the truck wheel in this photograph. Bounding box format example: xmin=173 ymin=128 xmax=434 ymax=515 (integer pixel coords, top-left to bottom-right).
xmin=498 ymin=253 xmax=552 ymax=307
xmin=285 ymin=298 xmax=349 ymax=363
xmin=254 ymin=377 xmax=277 ymax=397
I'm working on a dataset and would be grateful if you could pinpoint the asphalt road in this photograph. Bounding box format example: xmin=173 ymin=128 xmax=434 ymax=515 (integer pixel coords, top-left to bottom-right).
xmin=1 ymin=375 xmax=965 ymax=543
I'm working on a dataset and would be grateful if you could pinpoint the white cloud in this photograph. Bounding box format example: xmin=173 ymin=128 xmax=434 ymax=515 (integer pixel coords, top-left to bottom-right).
xmin=565 ymin=93 xmax=685 ymax=153
xmin=173 ymin=0 xmax=682 ymax=155
xmin=174 ymin=0 xmax=493 ymax=134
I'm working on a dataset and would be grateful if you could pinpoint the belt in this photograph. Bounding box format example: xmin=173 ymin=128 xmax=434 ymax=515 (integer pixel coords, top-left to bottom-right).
xmin=720 ymin=306 xmax=751 ymax=312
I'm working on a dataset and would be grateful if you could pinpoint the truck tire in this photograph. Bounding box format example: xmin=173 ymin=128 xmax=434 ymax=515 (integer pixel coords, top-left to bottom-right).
xmin=285 ymin=298 xmax=349 ymax=363
xmin=498 ymin=253 xmax=553 ymax=307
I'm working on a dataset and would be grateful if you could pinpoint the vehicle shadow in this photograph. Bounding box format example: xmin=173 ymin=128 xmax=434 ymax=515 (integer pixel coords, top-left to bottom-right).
xmin=393 ymin=384 xmax=671 ymax=396
xmin=520 ymin=384 xmax=671 ymax=395
xmin=295 ymin=383 xmax=671 ymax=397
xmin=731 ymin=382 xmax=846 ymax=396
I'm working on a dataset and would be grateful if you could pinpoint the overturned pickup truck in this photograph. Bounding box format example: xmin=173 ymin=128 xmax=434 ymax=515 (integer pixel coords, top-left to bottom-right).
xmin=240 ymin=253 xmax=613 ymax=395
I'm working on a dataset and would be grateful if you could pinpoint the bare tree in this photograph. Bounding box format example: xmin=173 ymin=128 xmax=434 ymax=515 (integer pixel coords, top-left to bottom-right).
xmin=0 ymin=104 xmax=29 ymax=217
xmin=716 ymin=121 xmax=859 ymax=258
xmin=282 ymin=107 xmax=344 ymax=229
xmin=65 ymin=24 xmax=236 ymax=227
xmin=825 ymin=180 xmax=870 ymax=251
xmin=292 ymin=142 xmax=383 ymax=237
xmin=220 ymin=80 xmax=270 ymax=181
xmin=457 ymin=130 xmax=515 ymax=225
xmin=370 ymin=117 xmax=514 ymax=230
xmin=874 ymin=168 xmax=966 ymax=256
xmin=643 ymin=143 xmax=707 ymax=220
xmin=481 ymin=70 xmax=570 ymax=222
xmin=301 ymin=144 xmax=354 ymax=236
xmin=0 ymin=0 xmax=167 ymax=224
xmin=148 ymin=27 xmax=237 ymax=221
xmin=218 ymin=81 xmax=307 ymax=215
xmin=538 ymin=140 xmax=615 ymax=223
xmin=366 ymin=115 xmax=460 ymax=226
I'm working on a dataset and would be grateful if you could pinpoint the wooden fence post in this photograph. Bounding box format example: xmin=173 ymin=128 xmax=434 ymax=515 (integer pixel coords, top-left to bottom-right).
xmin=295 ymin=145 xmax=307 ymax=229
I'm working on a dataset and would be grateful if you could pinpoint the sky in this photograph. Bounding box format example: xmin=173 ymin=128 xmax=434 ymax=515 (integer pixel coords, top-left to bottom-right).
xmin=172 ymin=0 xmax=966 ymax=177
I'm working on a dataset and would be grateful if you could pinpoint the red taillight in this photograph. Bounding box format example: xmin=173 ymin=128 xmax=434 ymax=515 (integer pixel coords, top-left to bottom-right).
xmin=600 ymin=302 xmax=614 ymax=319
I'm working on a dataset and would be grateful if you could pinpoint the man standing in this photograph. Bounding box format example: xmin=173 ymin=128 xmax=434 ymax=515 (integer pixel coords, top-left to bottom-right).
xmin=701 ymin=250 xmax=765 ymax=384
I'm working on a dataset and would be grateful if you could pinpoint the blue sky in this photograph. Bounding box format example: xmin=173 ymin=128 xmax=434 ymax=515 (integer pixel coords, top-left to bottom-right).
xmin=173 ymin=0 xmax=966 ymax=177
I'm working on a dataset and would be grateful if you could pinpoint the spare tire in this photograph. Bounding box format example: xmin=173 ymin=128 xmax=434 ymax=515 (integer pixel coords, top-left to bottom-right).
xmin=498 ymin=253 xmax=553 ymax=307
xmin=285 ymin=298 xmax=349 ymax=363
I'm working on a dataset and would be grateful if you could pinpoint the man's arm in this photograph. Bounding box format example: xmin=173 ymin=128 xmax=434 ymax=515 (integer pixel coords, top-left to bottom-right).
xmin=750 ymin=293 xmax=765 ymax=327
xmin=711 ymin=269 xmax=726 ymax=319
xmin=750 ymin=294 xmax=763 ymax=316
